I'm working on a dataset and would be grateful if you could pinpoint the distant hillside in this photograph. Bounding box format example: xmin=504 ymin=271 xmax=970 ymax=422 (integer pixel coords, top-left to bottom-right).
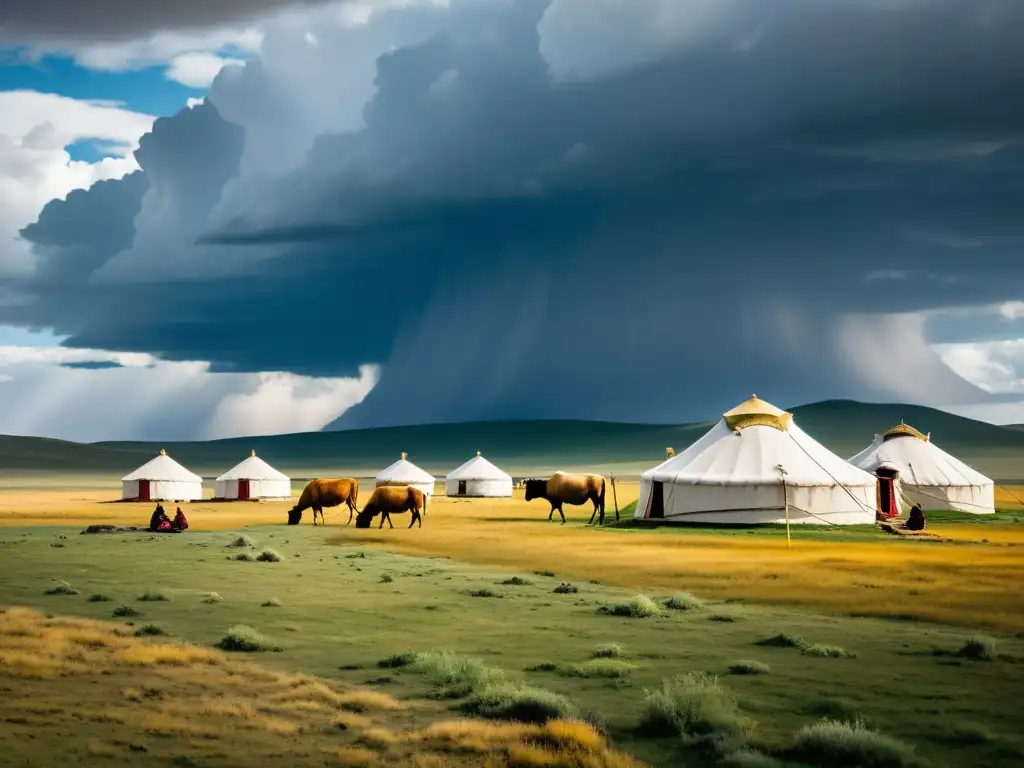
xmin=2 ymin=400 xmax=1023 ymax=481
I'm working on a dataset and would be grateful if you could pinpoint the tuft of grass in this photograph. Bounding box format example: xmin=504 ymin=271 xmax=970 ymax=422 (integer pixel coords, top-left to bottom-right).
xmin=560 ymin=659 xmax=637 ymax=679
xmin=710 ymin=614 xmax=737 ymax=622
xmin=87 ymin=593 xmax=112 ymax=603
xmin=256 ymin=549 xmax=283 ymax=563
xmin=412 ymin=650 xmax=504 ymax=698
xmin=201 ymin=592 xmax=223 ymax=604
xmin=462 ymin=681 xmax=580 ymax=724
xmin=526 ymin=662 xmax=559 ymax=672
xmin=215 ymin=625 xmax=281 ymax=653
xmin=261 ymin=598 xmax=282 ymax=608
xmin=379 ymin=574 xmax=393 ymax=583
xmin=721 ymin=750 xmax=785 ymax=767
xmin=786 ymin=718 xmax=922 ymax=767
xmin=553 ymin=582 xmax=578 ymax=594
xmin=803 ymin=644 xmax=857 ymax=659
xmin=499 ymin=576 xmax=531 ymax=586
xmin=45 ymin=580 xmax=78 ymax=596
xmin=591 ymin=643 xmax=624 ymax=659
xmin=377 ymin=651 xmax=417 ymax=669
xmin=228 ymin=535 xmax=256 ymax=548
xmin=234 ymin=553 xmax=254 ymax=562
xmin=112 ymin=605 xmax=140 ymax=618
xmin=756 ymin=633 xmax=808 ymax=649
xmin=956 ymin=636 xmax=996 ymax=660
xmin=138 ymin=590 xmax=170 ymax=602
xmin=638 ymin=673 xmax=753 ymax=747
xmin=665 ymin=592 xmax=705 ymax=611
xmin=534 ymin=570 xmax=556 ymax=578
xmin=134 ymin=624 xmax=167 ymax=637
xmin=337 ymin=690 xmax=405 ymax=713
xmin=728 ymin=660 xmax=770 ymax=676
xmin=599 ymin=594 xmax=660 ymax=618
xmin=467 ymin=588 xmax=501 ymax=598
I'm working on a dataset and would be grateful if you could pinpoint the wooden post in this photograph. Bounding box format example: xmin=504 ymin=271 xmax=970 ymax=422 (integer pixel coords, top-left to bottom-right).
xmin=610 ymin=474 xmax=619 ymax=520
xmin=779 ymin=466 xmax=791 ymax=548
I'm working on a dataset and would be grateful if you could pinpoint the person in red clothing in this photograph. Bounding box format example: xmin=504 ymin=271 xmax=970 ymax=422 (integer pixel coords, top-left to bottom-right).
xmin=172 ymin=507 xmax=189 ymax=532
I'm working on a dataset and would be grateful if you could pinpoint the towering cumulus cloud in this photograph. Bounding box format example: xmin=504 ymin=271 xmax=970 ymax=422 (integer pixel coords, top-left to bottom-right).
xmin=4 ymin=0 xmax=1024 ymax=430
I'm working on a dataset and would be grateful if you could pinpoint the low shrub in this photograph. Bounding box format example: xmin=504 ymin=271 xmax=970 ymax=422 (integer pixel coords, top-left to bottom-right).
xmin=638 ymin=673 xmax=753 ymax=748
xmin=112 ymin=605 xmax=139 ymax=618
xmin=261 ymin=598 xmax=282 ymax=608
xmin=228 ymin=535 xmax=256 ymax=548
xmin=215 ymin=625 xmax=281 ymax=652
xmin=786 ymin=718 xmax=922 ymax=767
xmin=377 ymin=651 xmax=417 ymax=669
xmin=956 ymin=636 xmax=996 ymax=661
xmin=201 ymin=592 xmax=223 ymax=604
xmin=134 ymin=624 xmax=166 ymax=637
xmin=234 ymin=553 xmax=254 ymax=562
xmin=526 ymin=662 xmax=559 ymax=672
xmin=467 ymin=588 xmax=501 ymax=598
xmin=413 ymin=650 xmax=504 ymax=698
xmin=138 ymin=590 xmax=170 ymax=602
xmin=665 ymin=592 xmax=705 ymax=611
xmin=756 ymin=633 xmax=807 ymax=649
xmin=87 ymin=593 xmax=112 ymax=603
xmin=45 ymin=581 xmax=78 ymax=596
xmin=599 ymin=594 xmax=660 ymax=618
xmin=462 ymin=681 xmax=580 ymax=724
xmin=553 ymin=583 xmax=578 ymax=594
xmin=728 ymin=660 xmax=770 ymax=676
xmin=499 ymin=576 xmax=531 ymax=586
xmin=256 ymin=549 xmax=283 ymax=563
xmin=803 ymin=644 xmax=857 ymax=659
xmin=560 ymin=659 xmax=636 ymax=679
xmin=379 ymin=574 xmax=394 ymax=583
xmin=592 ymin=643 xmax=624 ymax=659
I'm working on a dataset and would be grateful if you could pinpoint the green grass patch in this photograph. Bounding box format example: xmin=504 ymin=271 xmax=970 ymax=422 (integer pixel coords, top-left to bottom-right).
xmin=215 ymin=625 xmax=281 ymax=653
xmin=591 ymin=643 xmax=624 ymax=659
xmin=560 ymin=659 xmax=637 ymax=679
xmin=785 ymin=718 xmax=923 ymax=767
xmin=412 ymin=650 xmax=504 ymax=698
xmin=461 ymin=680 xmax=581 ymax=724
xmin=728 ymin=660 xmax=770 ymax=676
xmin=638 ymin=673 xmax=753 ymax=748
xmin=598 ymin=594 xmax=660 ymax=618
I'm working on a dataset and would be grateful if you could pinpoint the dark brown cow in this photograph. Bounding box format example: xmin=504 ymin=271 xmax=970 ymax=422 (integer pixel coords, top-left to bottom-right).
xmin=286 ymin=478 xmax=360 ymax=526
xmin=354 ymin=486 xmax=427 ymax=529
xmin=524 ymin=472 xmax=610 ymax=525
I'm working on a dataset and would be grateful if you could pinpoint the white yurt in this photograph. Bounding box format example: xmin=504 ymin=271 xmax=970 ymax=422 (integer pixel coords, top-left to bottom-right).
xmin=214 ymin=450 xmax=292 ymax=501
xmin=376 ymin=452 xmax=436 ymax=496
xmin=445 ymin=451 xmax=513 ymax=497
xmin=634 ymin=395 xmax=878 ymax=525
xmin=122 ymin=449 xmax=203 ymax=502
xmin=848 ymin=422 xmax=995 ymax=514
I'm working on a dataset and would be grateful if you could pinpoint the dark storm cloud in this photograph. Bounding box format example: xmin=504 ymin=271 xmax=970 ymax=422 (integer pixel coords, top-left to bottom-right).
xmin=0 ymin=0 xmax=332 ymax=40
xmin=5 ymin=0 xmax=1024 ymax=428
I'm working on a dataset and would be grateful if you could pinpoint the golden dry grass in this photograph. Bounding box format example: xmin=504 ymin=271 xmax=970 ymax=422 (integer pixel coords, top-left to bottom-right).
xmin=0 ymin=606 xmax=644 ymax=768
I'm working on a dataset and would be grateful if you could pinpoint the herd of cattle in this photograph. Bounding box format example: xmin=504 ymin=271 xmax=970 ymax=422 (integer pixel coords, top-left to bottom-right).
xmin=285 ymin=472 xmax=614 ymax=528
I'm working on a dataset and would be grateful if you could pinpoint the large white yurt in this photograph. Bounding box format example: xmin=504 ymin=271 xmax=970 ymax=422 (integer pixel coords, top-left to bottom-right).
xmin=634 ymin=395 xmax=878 ymax=525
xmin=122 ymin=449 xmax=203 ymax=502
xmin=848 ymin=422 xmax=995 ymax=514
xmin=376 ymin=452 xmax=436 ymax=496
xmin=214 ymin=450 xmax=292 ymax=501
xmin=445 ymin=452 xmax=513 ymax=497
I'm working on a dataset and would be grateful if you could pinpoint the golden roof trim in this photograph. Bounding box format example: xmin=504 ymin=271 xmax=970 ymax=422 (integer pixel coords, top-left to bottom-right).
xmin=722 ymin=395 xmax=792 ymax=432
xmin=882 ymin=421 xmax=930 ymax=442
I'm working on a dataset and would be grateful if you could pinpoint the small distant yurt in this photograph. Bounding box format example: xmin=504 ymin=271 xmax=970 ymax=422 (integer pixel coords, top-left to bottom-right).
xmin=214 ymin=450 xmax=292 ymax=501
xmin=445 ymin=451 xmax=513 ymax=497
xmin=376 ymin=452 xmax=435 ymax=497
xmin=634 ymin=395 xmax=878 ymax=525
xmin=122 ymin=449 xmax=203 ymax=502
xmin=848 ymin=422 xmax=995 ymax=514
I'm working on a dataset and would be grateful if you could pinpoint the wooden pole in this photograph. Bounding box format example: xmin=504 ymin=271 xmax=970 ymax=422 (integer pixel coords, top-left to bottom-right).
xmin=611 ymin=474 xmax=619 ymax=520
xmin=779 ymin=466 xmax=791 ymax=549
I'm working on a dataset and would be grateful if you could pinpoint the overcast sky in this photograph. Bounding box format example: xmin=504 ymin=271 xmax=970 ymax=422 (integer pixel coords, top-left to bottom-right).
xmin=2 ymin=0 xmax=1024 ymax=440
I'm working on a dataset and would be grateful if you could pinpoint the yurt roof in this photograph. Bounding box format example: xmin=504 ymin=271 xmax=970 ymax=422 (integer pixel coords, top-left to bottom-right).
xmin=216 ymin=450 xmax=290 ymax=482
xmin=722 ymin=394 xmax=793 ymax=432
xmin=848 ymin=429 xmax=992 ymax=488
xmin=446 ymin=452 xmax=512 ymax=481
xmin=122 ymin=449 xmax=202 ymax=483
xmin=644 ymin=397 xmax=874 ymax=488
xmin=376 ymin=452 xmax=435 ymax=484
xmin=882 ymin=421 xmax=930 ymax=442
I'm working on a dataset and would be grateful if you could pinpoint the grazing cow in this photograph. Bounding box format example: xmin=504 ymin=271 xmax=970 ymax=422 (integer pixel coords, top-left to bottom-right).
xmin=524 ymin=472 xmax=610 ymax=525
xmin=354 ymin=486 xmax=427 ymax=529
xmin=286 ymin=478 xmax=360 ymax=526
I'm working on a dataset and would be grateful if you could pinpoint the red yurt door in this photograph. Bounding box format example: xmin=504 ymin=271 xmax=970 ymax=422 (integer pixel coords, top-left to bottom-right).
xmin=138 ymin=480 xmax=151 ymax=502
xmin=237 ymin=479 xmax=251 ymax=501
xmin=876 ymin=478 xmax=898 ymax=520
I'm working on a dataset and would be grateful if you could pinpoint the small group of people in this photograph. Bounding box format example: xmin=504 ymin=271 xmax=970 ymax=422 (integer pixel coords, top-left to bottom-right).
xmin=149 ymin=503 xmax=189 ymax=533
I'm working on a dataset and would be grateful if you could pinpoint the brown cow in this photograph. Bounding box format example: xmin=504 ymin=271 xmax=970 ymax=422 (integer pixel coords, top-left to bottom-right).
xmin=286 ymin=478 xmax=360 ymax=526
xmin=524 ymin=472 xmax=610 ymax=525
xmin=354 ymin=486 xmax=427 ymax=529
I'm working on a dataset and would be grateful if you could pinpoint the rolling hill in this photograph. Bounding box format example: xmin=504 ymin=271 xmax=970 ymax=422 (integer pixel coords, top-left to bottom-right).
xmin=1 ymin=400 xmax=1023 ymax=481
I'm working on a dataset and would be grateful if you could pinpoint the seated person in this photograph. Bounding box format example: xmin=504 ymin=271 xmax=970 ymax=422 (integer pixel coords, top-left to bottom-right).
xmin=171 ymin=507 xmax=189 ymax=532
xmin=149 ymin=504 xmax=168 ymax=532
xmin=905 ymin=503 xmax=926 ymax=531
